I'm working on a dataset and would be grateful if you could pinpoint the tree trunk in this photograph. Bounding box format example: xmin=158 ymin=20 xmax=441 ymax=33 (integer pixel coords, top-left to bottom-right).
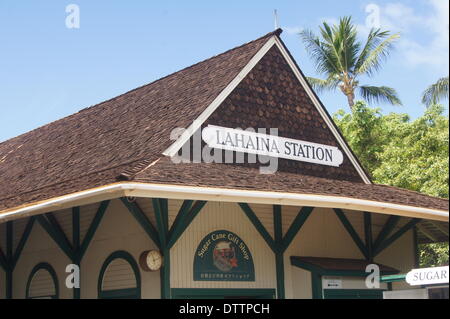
xmin=346 ymin=92 xmax=355 ymax=109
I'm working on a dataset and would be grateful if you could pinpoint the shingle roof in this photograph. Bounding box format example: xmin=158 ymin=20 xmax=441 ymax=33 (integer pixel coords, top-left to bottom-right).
xmin=0 ymin=30 xmax=280 ymax=211
xmin=0 ymin=29 xmax=448 ymax=215
xmin=131 ymin=157 xmax=449 ymax=212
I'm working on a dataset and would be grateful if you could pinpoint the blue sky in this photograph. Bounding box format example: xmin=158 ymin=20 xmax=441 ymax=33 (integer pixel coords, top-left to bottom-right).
xmin=0 ymin=0 xmax=448 ymax=142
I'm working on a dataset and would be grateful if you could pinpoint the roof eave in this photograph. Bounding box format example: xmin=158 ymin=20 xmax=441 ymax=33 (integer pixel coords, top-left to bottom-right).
xmin=0 ymin=182 xmax=448 ymax=223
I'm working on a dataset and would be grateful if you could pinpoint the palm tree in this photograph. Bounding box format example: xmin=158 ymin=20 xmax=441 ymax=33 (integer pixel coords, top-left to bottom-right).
xmin=300 ymin=16 xmax=402 ymax=110
xmin=422 ymin=76 xmax=449 ymax=107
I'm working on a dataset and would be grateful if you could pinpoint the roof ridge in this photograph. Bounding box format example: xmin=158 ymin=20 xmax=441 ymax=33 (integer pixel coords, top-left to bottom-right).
xmin=0 ymin=29 xmax=282 ymax=146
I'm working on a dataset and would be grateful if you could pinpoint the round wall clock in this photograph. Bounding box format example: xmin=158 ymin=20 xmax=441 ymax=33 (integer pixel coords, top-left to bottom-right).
xmin=139 ymin=250 xmax=163 ymax=272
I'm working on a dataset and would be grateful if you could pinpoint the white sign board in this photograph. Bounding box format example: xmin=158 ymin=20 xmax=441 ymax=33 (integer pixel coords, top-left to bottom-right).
xmin=323 ymin=278 xmax=343 ymax=289
xmin=406 ymin=266 xmax=449 ymax=286
xmin=202 ymin=125 xmax=344 ymax=167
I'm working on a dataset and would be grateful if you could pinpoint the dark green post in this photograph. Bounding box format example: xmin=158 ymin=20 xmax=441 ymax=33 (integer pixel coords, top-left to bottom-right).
xmin=72 ymin=207 xmax=81 ymax=299
xmin=153 ymin=198 xmax=170 ymax=299
xmin=6 ymin=221 xmax=13 ymax=299
xmin=364 ymin=212 xmax=373 ymax=261
xmin=273 ymin=205 xmax=285 ymax=299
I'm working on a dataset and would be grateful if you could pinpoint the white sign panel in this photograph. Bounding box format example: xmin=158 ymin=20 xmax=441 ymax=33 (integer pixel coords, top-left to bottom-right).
xmin=323 ymin=277 xmax=343 ymax=289
xmin=406 ymin=266 xmax=449 ymax=286
xmin=202 ymin=125 xmax=344 ymax=167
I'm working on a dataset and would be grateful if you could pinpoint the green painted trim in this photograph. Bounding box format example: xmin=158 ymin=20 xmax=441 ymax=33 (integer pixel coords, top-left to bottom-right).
xmin=167 ymin=200 xmax=207 ymax=250
xmin=167 ymin=200 xmax=194 ymax=248
xmin=160 ymin=198 xmax=169 ymax=232
xmin=388 ymin=282 xmax=393 ymax=291
xmin=6 ymin=221 xmax=13 ymax=259
xmin=6 ymin=270 xmax=13 ymax=299
xmin=290 ymin=256 xmax=398 ymax=277
xmin=79 ymin=200 xmax=110 ymax=259
xmin=72 ymin=207 xmax=81 ymax=299
xmin=120 ymin=198 xmax=161 ymax=249
xmin=161 ymin=247 xmax=170 ymax=299
xmin=6 ymin=221 xmax=13 ymax=299
xmin=152 ymin=198 xmax=167 ymax=248
xmin=281 ymin=206 xmax=314 ymax=253
xmin=98 ymin=250 xmax=141 ymax=299
xmin=26 ymin=262 xmax=59 ymax=299
xmin=12 ymin=217 xmax=35 ymax=269
xmin=323 ymin=289 xmax=385 ymax=299
xmin=413 ymin=227 xmax=420 ymax=268
xmin=152 ymin=198 xmax=171 ymax=299
xmin=182 ymin=201 xmax=208 ymax=232
xmin=364 ymin=212 xmax=373 ymax=261
xmin=99 ymin=288 xmax=141 ymax=299
xmin=380 ymin=274 xmax=406 ymax=283
xmin=374 ymin=218 xmax=421 ymax=256
xmin=45 ymin=212 xmax=73 ymax=255
xmin=311 ymin=272 xmax=323 ymax=299
xmin=273 ymin=205 xmax=285 ymax=299
xmin=333 ymin=209 xmax=369 ymax=259
xmin=0 ymin=248 xmax=7 ymax=272
xmin=373 ymin=215 xmax=400 ymax=251
xmin=171 ymin=288 xmax=276 ymax=299
xmin=36 ymin=215 xmax=73 ymax=258
xmin=72 ymin=207 xmax=80 ymax=252
xmin=238 ymin=203 xmax=276 ymax=252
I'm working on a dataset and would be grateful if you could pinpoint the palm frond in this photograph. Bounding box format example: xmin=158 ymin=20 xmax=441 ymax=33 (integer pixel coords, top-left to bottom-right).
xmin=422 ymin=76 xmax=449 ymax=107
xmin=359 ymin=85 xmax=402 ymax=106
xmin=300 ymin=29 xmax=342 ymax=75
xmin=306 ymin=76 xmax=341 ymax=94
xmin=355 ymin=31 xmax=400 ymax=77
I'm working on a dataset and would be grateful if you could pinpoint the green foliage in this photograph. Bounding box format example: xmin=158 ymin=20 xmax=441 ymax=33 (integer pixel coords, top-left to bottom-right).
xmin=334 ymin=101 xmax=449 ymax=198
xmin=419 ymin=243 xmax=449 ymax=268
xmin=333 ymin=101 xmax=449 ymax=267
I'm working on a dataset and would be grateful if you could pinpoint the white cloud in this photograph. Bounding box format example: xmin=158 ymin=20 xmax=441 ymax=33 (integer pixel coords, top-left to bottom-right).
xmin=376 ymin=0 xmax=449 ymax=69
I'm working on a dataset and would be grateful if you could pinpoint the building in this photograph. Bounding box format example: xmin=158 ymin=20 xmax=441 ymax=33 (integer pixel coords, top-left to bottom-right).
xmin=0 ymin=29 xmax=448 ymax=299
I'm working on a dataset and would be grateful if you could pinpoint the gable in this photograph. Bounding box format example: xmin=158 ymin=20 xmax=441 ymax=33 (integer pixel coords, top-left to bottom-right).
xmin=175 ymin=43 xmax=369 ymax=183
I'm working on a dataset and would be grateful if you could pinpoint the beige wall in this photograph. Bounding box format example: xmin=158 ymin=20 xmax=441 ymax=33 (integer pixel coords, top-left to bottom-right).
xmin=13 ymin=221 xmax=72 ymax=299
xmin=170 ymin=201 xmax=277 ymax=290
xmin=0 ymin=198 xmax=417 ymax=299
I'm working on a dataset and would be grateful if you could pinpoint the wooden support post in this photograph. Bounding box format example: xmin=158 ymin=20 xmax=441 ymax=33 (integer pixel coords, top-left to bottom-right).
xmin=273 ymin=205 xmax=284 ymax=299
xmin=153 ymin=198 xmax=170 ymax=299
xmin=72 ymin=207 xmax=81 ymax=299
xmin=364 ymin=212 xmax=373 ymax=261
xmin=6 ymin=221 xmax=13 ymax=299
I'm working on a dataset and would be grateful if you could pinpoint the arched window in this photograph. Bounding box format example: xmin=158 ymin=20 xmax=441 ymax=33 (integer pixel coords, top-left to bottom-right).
xmin=26 ymin=263 xmax=59 ymax=299
xmin=98 ymin=251 xmax=141 ymax=299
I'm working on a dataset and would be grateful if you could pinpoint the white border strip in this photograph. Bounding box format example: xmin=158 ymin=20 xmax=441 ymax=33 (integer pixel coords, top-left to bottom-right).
xmin=0 ymin=183 xmax=447 ymax=223
xmin=163 ymin=37 xmax=277 ymax=157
